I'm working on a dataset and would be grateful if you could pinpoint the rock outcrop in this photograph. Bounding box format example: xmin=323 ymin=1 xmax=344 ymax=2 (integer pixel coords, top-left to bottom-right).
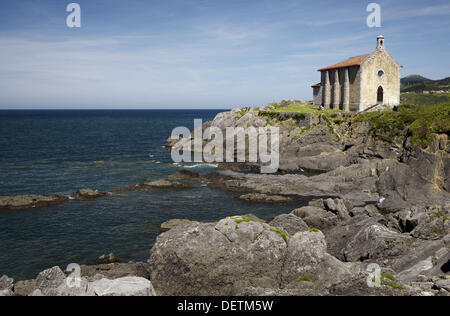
xmin=29 ymin=266 xmax=155 ymax=296
xmin=0 ymin=194 xmax=69 ymax=211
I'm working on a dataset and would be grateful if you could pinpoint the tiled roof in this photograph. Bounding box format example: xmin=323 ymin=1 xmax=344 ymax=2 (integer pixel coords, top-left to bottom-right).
xmin=318 ymin=54 xmax=370 ymax=72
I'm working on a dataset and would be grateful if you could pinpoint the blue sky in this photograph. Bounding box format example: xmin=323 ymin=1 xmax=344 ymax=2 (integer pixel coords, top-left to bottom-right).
xmin=0 ymin=0 xmax=449 ymax=109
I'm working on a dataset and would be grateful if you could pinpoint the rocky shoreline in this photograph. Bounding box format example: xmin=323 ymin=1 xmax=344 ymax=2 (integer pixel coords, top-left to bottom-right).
xmin=1 ymin=106 xmax=449 ymax=296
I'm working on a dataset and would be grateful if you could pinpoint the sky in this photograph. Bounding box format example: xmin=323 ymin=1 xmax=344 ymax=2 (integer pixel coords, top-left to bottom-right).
xmin=0 ymin=0 xmax=449 ymax=109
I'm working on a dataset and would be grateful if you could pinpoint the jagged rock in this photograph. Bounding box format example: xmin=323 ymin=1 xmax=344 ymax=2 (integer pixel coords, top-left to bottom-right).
xmin=0 ymin=194 xmax=68 ymax=210
xmin=328 ymin=272 xmax=419 ymax=296
xmin=324 ymin=198 xmax=351 ymax=220
xmin=410 ymin=207 xmax=449 ymax=240
xmin=0 ymin=275 xmax=14 ymax=296
xmin=269 ymin=213 xmax=309 ymax=235
xmin=148 ymin=215 xmax=353 ymax=296
xmin=342 ymin=224 xmax=412 ymax=262
xmin=34 ymin=266 xmax=93 ymax=296
xmin=74 ymin=189 xmax=107 ymax=200
xmin=237 ymin=193 xmax=292 ymax=203
xmin=31 ymin=265 xmax=155 ymax=296
xmin=13 ymin=279 xmax=36 ymax=296
xmin=291 ymin=206 xmax=339 ymax=232
xmin=89 ymin=276 xmax=156 ymax=296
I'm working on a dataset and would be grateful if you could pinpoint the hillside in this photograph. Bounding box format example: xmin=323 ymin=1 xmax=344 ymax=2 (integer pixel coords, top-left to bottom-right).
xmin=401 ymin=75 xmax=450 ymax=93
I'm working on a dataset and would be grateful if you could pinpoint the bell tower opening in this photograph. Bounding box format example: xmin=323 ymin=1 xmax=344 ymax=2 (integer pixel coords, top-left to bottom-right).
xmin=377 ymin=86 xmax=384 ymax=104
xmin=377 ymin=35 xmax=385 ymax=50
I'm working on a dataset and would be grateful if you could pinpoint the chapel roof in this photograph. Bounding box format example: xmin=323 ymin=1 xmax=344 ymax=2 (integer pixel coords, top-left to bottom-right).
xmin=317 ymin=54 xmax=370 ymax=72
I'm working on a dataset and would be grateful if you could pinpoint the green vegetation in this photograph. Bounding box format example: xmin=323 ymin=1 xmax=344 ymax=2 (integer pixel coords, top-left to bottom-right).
xmin=295 ymin=274 xmax=311 ymax=282
xmin=234 ymin=107 xmax=252 ymax=121
xmin=270 ymin=228 xmax=289 ymax=245
xmin=267 ymin=101 xmax=341 ymax=114
xmin=380 ymin=273 xmax=396 ymax=282
xmin=308 ymin=228 xmax=320 ymax=233
xmin=230 ymin=215 xmax=253 ymax=224
xmin=355 ymin=102 xmax=450 ymax=148
xmin=401 ymin=92 xmax=450 ymax=106
xmin=381 ymin=280 xmax=404 ymax=290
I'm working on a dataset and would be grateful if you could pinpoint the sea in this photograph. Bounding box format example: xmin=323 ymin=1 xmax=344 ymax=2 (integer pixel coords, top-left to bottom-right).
xmin=0 ymin=110 xmax=307 ymax=281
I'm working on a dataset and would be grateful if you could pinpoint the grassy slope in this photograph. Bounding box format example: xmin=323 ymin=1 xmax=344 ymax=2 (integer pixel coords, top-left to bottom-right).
xmin=268 ymin=101 xmax=341 ymax=114
xmin=356 ymin=103 xmax=450 ymax=148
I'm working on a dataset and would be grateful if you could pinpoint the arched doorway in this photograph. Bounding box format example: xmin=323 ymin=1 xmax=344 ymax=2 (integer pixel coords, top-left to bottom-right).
xmin=377 ymin=86 xmax=384 ymax=104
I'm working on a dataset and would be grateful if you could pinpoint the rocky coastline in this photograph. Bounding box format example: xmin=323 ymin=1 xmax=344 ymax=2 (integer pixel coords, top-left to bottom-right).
xmin=1 ymin=105 xmax=449 ymax=296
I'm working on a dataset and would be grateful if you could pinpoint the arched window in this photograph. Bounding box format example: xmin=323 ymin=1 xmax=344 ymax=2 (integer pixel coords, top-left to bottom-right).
xmin=377 ymin=86 xmax=384 ymax=104
xmin=378 ymin=70 xmax=384 ymax=78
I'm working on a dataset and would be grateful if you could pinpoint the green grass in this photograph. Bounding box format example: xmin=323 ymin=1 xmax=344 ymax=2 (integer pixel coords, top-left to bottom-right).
xmin=269 ymin=102 xmax=341 ymax=114
xmin=308 ymin=228 xmax=320 ymax=233
xmin=295 ymin=274 xmax=311 ymax=282
xmin=381 ymin=273 xmax=396 ymax=282
xmin=355 ymin=102 xmax=450 ymax=148
xmin=270 ymin=228 xmax=289 ymax=245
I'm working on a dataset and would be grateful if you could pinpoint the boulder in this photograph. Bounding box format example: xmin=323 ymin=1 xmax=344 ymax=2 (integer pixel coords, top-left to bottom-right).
xmin=31 ymin=265 xmax=155 ymax=296
xmin=148 ymin=215 xmax=353 ymax=296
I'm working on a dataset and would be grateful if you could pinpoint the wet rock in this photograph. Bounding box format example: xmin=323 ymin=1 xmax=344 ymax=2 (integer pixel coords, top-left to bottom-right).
xmin=0 ymin=275 xmax=14 ymax=296
xmin=74 ymin=189 xmax=107 ymax=200
xmin=237 ymin=193 xmax=292 ymax=203
xmin=0 ymin=194 xmax=68 ymax=211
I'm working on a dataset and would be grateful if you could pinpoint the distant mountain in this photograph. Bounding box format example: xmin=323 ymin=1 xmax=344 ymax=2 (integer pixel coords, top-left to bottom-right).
xmin=401 ymin=75 xmax=450 ymax=93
